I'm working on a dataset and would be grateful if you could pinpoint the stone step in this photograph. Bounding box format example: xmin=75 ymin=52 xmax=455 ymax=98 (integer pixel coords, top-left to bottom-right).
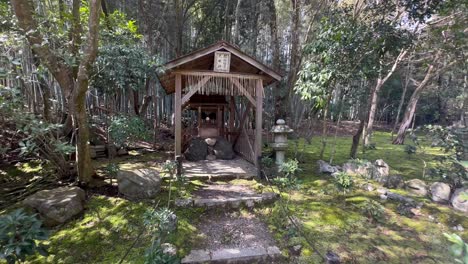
xmin=183 ymin=158 xmax=257 ymax=182
xmin=182 ymin=246 xmax=283 ymax=264
xmin=175 ymin=192 xmax=278 ymax=209
xmin=185 ymin=173 xmax=254 ymax=182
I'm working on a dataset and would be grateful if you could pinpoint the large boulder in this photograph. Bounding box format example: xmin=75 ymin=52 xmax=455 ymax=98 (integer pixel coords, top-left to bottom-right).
xmin=406 ymin=179 xmax=428 ymax=196
xmin=213 ymin=137 xmax=235 ymax=160
xmin=317 ymin=160 xmax=340 ymax=174
xmin=430 ymin=182 xmax=451 ymax=203
xmin=451 ymin=188 xmax=468 ymax=213
xmin=184 ymin=138 xmax=208 ymax=161
xmin=372 ymin=159 xmax=390 ymax=183
xmin=116 ymin=168 xmax=161 ymax=199
xmin=23 ymin=186 xmax=86 ymax=226
xmin=342 ymin=160 xmax=373 ymax=177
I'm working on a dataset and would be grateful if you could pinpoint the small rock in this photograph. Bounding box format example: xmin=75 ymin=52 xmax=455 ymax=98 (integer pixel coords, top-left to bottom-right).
xmin=430 ymin=182 xmax=451 ymax=203
xmin=384 ymin=175 xmax=404 ymax=189
xmin=116 ymin=168 xmax=161 ymax=199
xmin=205 ymin=138 xmax=217 ymax=146
xmin=325 ymin=251 xmax=341 ymax=264
xmin=377 ymin=187 xmax=388 ymax=195
xmin=451 ymin=187 xmax=468 ymax=213
xmin=175 ymin=198 xmax=193 ymax=207
xmin=161 ymin=243 xmax=177 ymax=256
xmin=317 ymin=160 xmax=340 ymax=174
xmin=206 ymin=154 xmax=216 ymax=161
xmin=380 ymin=194 xmax=388 ymax=200
xmin=406 ymin=179 xmax=428 ymax=196
xmin=291 ymin=245 xmax=302 ymax=255
xmin=361 ymin=183 xmax=375 ymax=192
xmin=245 ymin=200 xmax=255 ymax=208
xmin=452 ymin=224 xmax=464 ymax=231
xmin=23 ymin=186 xmax=86 ymax=226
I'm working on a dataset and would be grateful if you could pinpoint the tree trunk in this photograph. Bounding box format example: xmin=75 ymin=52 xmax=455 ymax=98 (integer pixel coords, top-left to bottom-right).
xmin=364 ymin=50 xmax=407 ymax=145
xmin=72 ymin=0 xmax=101 ymax=184
xmin=285 ymin=0 xmax=301 ymax=120
xmin=393 ymin=65 xmax=435 ymax=144
xmin=265 ymin=0 xmax=282 ymax=119
xmin=391 ymin=62 xmax=411 ymax=138
xmin=234 ymin=0 xmax=243 ymax=45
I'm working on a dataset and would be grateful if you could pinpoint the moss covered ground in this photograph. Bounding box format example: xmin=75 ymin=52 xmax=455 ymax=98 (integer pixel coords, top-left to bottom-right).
xmin=259 ymin=131 xmax=468 ymax=263
xmin=1 ymin=131 xmax=466 ymax=263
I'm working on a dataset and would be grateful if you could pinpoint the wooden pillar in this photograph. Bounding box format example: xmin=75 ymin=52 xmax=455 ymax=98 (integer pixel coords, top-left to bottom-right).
xmin=175 ymin=74 xmax=182 ymax=157
xmin=255 ymin=79 xmax=263 ymax=166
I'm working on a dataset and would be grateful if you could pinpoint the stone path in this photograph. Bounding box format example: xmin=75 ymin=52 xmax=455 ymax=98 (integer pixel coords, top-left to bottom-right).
xmin=179 ymin=160 xmax=284 ymax=263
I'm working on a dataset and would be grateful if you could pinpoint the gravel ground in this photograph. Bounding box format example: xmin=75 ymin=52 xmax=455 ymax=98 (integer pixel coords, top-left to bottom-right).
xmin=195 ymin=210 xmax=277 ymax=251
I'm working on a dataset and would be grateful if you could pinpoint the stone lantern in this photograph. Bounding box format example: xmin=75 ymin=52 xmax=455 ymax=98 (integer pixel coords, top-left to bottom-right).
xmin=270 ymin=119 xmax=293 ymax=165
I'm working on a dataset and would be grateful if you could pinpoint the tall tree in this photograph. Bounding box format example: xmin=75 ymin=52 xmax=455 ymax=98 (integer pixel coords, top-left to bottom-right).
xmin=11 ymin=0 xmax=102 ymax=184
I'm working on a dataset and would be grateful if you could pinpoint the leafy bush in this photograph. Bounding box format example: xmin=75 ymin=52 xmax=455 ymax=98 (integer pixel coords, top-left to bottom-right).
xmin=444 ymin=233 xmax=468 ymax=264
xmin=109 ymin=115 xmax=150 ymax=147
xmin=272 ymin=159 xmax=302 ymax=190
xmin=279 ymin=159 xmax=302 ymax=178
xmin=334 ymin=172 xmax=353 ymax=193
xmin=418 ymin=125 xmax=468 ymax=187
xmin=364 ymin=143 xmax=377 ymax=150
xmin=404 ymin=144 xmax=417 ymax=155
xmin=359 ymin=200 xmax=385 ymax=223
xmin=105 ymin=163 xmax=120 ymax=185
xmin=261 ymin=156 xmax=275 ymax=168
xmin=1 ymin=87 xmax=74 ymax=178
xmin=0 ymin=209 xmax=48 ymax=264
xmin=143 ymin=208 xmax=179 ymax=264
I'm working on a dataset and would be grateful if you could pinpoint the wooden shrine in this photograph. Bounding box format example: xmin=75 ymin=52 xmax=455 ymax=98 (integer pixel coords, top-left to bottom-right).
xmin=157 ymin=41 xmax=281 ymax=165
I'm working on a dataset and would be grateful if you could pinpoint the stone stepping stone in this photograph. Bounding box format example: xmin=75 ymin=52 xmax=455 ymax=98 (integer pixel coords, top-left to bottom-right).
xmin=183 ymin=158 xmax=257 ymax=181
xmin=181 ymin=246 xmax=283 ymax=264
xmin=175 ymin=183 xmax=278 ymax=209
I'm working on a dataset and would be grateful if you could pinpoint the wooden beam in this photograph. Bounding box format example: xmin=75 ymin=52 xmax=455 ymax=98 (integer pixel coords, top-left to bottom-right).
xmin=181 ymin=76 xmax=211 ymax=105
xmin=175 ymin=74 xmax=182 ymax=157
xmin=174 ymin=70 xmax=271 ymax=81
xmin=230 ymin=78 xmax=256 ymax=106
xmin=254 ymin=79 xmax=263 ymax=165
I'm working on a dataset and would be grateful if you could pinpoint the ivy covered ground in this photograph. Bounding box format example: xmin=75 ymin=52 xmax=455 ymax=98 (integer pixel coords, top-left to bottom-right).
xmin=1 ymin=132 xmax=466 ymax=263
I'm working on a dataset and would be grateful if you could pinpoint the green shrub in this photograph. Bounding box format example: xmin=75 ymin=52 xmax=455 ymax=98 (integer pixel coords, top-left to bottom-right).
xmin=359 ymin=200 xmax=385 ymax=223
xmin=444 ymin=233 xmax=468 ymax=264
xmin=261 ymin=156 xmax=275 ymax=168
xmin=143 ymin=208 xmax=180 ymax=264
xmin=0 ymin=209 xmax=48 ymax=264
xmin=279 ymin=159 xmax=302 ymax=178
xmin=334 ymin=172 xmax=353 ymax=193
xmin=109 ymin=115 xmax=150 ymax=147
xmin=404 ymin=145 xmax=417 ymax=155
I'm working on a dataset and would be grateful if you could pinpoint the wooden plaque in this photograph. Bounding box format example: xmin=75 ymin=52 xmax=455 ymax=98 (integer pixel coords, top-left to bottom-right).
xmin=214 ymin=51 xmax=231 ymax=72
